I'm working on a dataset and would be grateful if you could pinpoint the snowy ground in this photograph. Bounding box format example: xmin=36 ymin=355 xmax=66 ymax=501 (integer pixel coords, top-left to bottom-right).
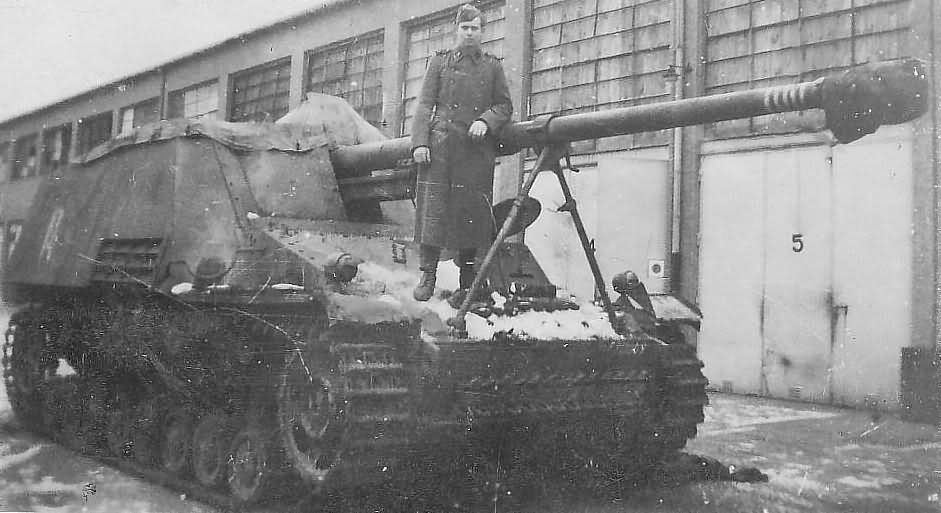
xmin=0 ymin=388 xmax=936 ymax=512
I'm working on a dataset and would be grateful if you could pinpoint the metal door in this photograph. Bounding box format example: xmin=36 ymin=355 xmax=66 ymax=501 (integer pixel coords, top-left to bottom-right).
xmin=698 ymin=152 xmax=766 ymax=394
xmin=830 ymin=136 xmax=913 ymax=408
xmin=759 ymin=147 xmax=834 ymax=402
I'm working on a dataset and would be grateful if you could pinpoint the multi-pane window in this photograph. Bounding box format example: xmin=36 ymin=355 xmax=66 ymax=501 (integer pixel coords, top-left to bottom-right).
xmin=704 ymin=0 xmax=913 ymax=138
xmin=119 ymin=98 xmax=160 ymax=135
xmin=306 ymin=32 xmax=385 ymax=127
xmin=530 ymin=0 xmax=674 ymax=153
xmin=168 ymin=81 xmax=219 ymax=120
xmin=401 ymin=2 xmax=506 ymax=136
xmin=12 ymin=133 xmax=39 ymax=179
xmin=230 ymin=58 xmax=292 ymax=123
xmin=42 ymin=124 xmax=72 ymax=174
xmin=78 ymin=112 xmax=114 ymax=155
xmin=0 ymin=142 xmax=10 ymax=181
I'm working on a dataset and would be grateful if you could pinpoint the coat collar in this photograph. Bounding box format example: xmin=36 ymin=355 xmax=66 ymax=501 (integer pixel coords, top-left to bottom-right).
xmin=453 ymin=45 xmax=482 ymax=62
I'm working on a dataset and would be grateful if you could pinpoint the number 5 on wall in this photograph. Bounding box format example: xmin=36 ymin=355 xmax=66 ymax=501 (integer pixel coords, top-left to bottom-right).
xmin=792 ymin=233 xmax=804 ymax=253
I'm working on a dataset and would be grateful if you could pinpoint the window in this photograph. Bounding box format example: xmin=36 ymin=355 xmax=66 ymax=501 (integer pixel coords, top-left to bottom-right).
xmin=530 ymin=0 xmax=674 ymax=152
xmin=78 ymin=112 xmax=114 ymax=155
xmin=401 ymin=2 xmax=506 ymax=136
xmin=704 ymin=0 xmax=913 ymax=138
xmin=0 ymin=142 xmax=10 ymax=181
xmin=119 ymin=98 xmax=160 ymax=135
xmin=12 ymin=133 xmax=39 ymax=179
xmin=168 ymin=81 xmax=219 ymax=120
xmin=306 ymin=31 xmax=385 ymax=128
xmin=120 ymin=108 xmax=134 ymax=135
xmin=229 ymin=58 xmax=292 ymax=123
xmin=42 ymin=124 xmax=72 ymax=173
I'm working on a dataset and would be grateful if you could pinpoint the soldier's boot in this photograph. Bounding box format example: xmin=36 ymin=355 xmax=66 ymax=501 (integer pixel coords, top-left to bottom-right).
xmin=413 ymin=269 xmax=437 ymax=301
xmin=413 ymin=245 xmax=441 ymax=302
xmin=449 ymin=249 xmax=479 ymax=308
xmin=459 ymin=266 xmax=477 ymax=290
xmin=448 ymin=268 xmax=477 ymax=309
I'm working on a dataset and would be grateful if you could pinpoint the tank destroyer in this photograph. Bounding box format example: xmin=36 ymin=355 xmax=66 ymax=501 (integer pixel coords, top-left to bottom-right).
xmin=0 ymin=59 xmax=927 ymax=509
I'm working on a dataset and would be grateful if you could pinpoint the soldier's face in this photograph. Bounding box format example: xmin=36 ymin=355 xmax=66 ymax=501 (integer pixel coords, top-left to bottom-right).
xmin=457 ymin=17 xmax=482 ymax=48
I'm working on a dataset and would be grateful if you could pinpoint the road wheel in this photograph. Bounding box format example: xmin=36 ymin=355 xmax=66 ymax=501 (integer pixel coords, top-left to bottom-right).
xmin=192 ymin=413 xmax=229 ymax=486
xmin=227 ymin=426 xmax=276 ymax=504
xmin=162 ymin=411 xmax=194 ymax=474
xmin=278 ymin=362 xmax=343 ymax=487
xmin=106 ymin=411 xmax=133 ymax=458
xmin=131 ymin=402 xmax=160 ymax=466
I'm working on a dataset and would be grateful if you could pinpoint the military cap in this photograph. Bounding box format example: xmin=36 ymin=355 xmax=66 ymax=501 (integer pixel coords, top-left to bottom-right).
xmin=455 ymin=3 xmax=483 ymax=24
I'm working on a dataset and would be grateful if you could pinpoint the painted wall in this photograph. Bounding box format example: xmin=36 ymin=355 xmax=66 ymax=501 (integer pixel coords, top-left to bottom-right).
xmin=527 ymin=150 xmax=671 ymax=301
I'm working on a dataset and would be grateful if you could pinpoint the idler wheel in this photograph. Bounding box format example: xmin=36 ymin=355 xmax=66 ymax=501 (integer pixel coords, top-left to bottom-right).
xmin=3 ymin=320 xmax=55 ymax=429
xmin=161 ymin=411 xmax=194 ymax=474
xmin=227 ymin=426 xmax=276 ymax=504
xmin=278 ymin=367 xmax=343 ymax=487
xmin=192 ymin=413 xmax=230 ymax=486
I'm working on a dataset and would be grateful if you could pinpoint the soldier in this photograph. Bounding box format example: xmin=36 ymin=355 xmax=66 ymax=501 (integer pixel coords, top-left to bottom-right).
xmin=409 ymin=3 xmax=514 ymax=301
xmin=612 ymin=270 xmax=657 ymax=335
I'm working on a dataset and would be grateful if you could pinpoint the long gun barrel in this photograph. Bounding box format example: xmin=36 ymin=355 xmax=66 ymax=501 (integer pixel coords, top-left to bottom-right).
xmin=333 ymin=59 xmax=927 ymax=201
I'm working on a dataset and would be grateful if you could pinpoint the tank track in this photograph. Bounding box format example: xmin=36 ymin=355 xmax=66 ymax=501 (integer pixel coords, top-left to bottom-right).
xmin=2 ymin=302 xmax=707 ymax=511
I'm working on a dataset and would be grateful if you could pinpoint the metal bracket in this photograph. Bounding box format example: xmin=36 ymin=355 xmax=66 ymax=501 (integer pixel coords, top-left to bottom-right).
xmin=447 ymin=142 xmax=618 ymax=337
xmin=525 ymin=114 xmax=555 ymax=144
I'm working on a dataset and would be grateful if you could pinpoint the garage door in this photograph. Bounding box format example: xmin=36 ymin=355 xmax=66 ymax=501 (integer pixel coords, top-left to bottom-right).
xmin=698 ymin=135 xmax=913 ymax=407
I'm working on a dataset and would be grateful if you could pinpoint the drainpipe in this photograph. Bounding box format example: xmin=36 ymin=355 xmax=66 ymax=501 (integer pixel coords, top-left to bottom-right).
xmin=669 ymin=0 xmax=686 ymax=293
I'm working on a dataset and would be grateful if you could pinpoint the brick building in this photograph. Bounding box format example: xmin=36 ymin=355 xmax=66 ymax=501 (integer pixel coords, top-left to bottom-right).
xmin=0 ymin=0 xmax=937 ymax=414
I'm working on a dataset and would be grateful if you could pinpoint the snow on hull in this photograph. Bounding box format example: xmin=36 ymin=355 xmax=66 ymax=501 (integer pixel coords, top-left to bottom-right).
xmin=353 ymin=259 xmax=620 ymax=341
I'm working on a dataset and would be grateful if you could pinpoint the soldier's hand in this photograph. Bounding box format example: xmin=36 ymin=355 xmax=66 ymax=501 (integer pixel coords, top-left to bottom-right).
xmin=413 ymin=146 xmax=431 ymax=164
xmin=468 ymin=120 xmax=488 ymax=142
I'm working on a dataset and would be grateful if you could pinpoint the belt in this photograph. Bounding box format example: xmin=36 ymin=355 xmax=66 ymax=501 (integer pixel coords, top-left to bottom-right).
xmin=433 ymin=116 xmax=471 ymax=129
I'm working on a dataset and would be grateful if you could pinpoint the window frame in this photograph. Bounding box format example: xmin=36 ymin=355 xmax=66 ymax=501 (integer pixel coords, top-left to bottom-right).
xmin=168 ymin=80 xmax=220 ymax=120
xmin=228 ymin=57 xmax=292 ymax=123
xmin=118 ymin=97 xmax=161 ymax=135
xmin=77 ymin=111 xmax=114 ymax=156
xmin=11 ymin=133 xmax=39 ymax=180
xmin=42 ymin=123 xmax=72 ymax=174
xmin=304 ymin=30 xmax=385 ymax=128
xmin=0 ymin=141 xmax=12 ymax=181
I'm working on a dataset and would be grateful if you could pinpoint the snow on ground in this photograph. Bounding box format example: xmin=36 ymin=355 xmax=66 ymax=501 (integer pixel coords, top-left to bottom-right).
xmin=701 ymin=394 xmax=839 ymax=436
xmin=688 ymin=393 xmax=941 ymax=513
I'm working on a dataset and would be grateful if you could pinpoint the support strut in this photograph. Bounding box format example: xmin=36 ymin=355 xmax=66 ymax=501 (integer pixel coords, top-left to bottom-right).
xmin=447 ymin=144 xmax=618 ymax=336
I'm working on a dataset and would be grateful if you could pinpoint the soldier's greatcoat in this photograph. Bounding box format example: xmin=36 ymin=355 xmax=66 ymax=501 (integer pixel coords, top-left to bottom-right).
xmin=410 ymin=46 xmax=513 ymax=249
